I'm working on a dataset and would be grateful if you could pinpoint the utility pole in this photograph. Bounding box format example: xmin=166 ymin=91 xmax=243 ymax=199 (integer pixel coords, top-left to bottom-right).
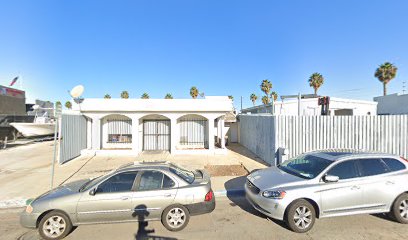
xmin=240 ymin=96 xmax=243 ymax=112
xmin=403 ymin=81 xmax=406 ymax=94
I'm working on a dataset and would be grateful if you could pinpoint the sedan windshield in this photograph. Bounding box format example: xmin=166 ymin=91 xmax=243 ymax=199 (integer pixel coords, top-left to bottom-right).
xmin=169 ymin=163 xmax=195 ymax=184
xmin=278 ymin=154 xmax=333 ymax=179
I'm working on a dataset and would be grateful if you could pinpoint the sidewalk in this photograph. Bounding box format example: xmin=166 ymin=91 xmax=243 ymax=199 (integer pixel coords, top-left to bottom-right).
xmin=0 ymin=142 xmax=268 ymax=208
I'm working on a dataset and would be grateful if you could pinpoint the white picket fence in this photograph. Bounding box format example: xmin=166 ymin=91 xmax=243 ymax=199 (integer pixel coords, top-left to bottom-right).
xmin=239 ymin=114 xmax=408 ymax=165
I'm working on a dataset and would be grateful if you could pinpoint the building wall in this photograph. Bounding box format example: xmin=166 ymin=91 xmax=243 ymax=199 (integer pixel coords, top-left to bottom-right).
xmin=242 ymin=97 xmax=377 ymax=116
xmin=374 ymin=93 xmax=408 ymax=115
xmin=0 ymin=95 xmax=26 ymax=115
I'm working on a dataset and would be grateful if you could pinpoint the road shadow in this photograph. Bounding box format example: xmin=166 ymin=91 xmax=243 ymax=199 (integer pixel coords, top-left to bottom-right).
xmin=371 ymin=213 xmax=398 ymax=223
xmin=226 ymin=143 xmax=270 ymax=168
xmin=133 ymin=204 xmax=177 ymax=240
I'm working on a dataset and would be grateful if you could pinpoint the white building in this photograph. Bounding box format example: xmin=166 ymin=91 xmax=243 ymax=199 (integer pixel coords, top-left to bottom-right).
xmin=241 ymin=97 xmax=377 ymax=116
xmin=71 ymin=96 xmax=234 ymax=155
xmin=374 ymin=93 xmax=408 ymax=115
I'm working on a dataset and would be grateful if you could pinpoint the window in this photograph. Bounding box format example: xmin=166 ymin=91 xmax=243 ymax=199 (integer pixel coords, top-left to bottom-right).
xmin=278 ymin=154 xmax=333 ymax=179
xmin=326 ymin=161 xmax=359 ymax=180
xmin=163 ymin=174 xmax=175 ymax=188
xmin=97 ymin=172 xmax=137 ymax=193
xmin=382 ymin=158 xmax=406 ymax=172
xmin=357 ymin=159 xmax=389 ymax=177
xmin=107 ymin=119 xmax=132 ymax=144
xmin=169 ymin=164 xmax=195 ymax=184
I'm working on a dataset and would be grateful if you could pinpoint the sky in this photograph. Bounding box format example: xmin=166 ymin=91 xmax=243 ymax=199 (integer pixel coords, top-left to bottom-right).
xmin=0 ymin=0 xmax=408 ymax=109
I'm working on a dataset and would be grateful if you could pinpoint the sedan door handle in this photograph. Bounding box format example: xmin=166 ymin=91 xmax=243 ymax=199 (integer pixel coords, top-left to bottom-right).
xmin=121 ymin=196 xmax=130 ymax=200
xmin=351 ymin=186 xmax=360 ymax=190
xmin=386 ymin=181 xmax=395 ymax=185
xmin=164 ymin=193 xmax=172 ymax=197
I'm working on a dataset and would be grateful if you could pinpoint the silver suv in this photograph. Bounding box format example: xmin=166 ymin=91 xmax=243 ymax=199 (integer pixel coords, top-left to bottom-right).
xmin=20 ymin=161 xmax=215 ymax=239
xmin=245 ymin=151 xmax=408 ymax=232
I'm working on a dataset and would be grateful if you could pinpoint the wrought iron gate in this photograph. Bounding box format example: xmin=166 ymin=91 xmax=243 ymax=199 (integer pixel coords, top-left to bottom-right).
xmin=59 ymin=114 xmax=87 ymax=164
xmin=143 ymin=120 xmax=170 ymax=151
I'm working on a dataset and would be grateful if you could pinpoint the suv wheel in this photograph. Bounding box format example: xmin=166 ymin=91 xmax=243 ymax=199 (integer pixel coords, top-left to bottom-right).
xmin=161 ymin=205 xmax=190 ymax=231
xmin=38 ymin=211 xmax=72 ymax=240
xmin=391 ymin=193 xmax=408 ymax=224
xmin=285 ymin=199 xmax=316 ymax=233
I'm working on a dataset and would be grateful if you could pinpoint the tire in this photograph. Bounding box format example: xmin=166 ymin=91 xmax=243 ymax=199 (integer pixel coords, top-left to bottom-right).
xmin=161 ymin=204 xmax=190 ymax=232
xmin=285 ymin=199 xmax=316 ymax=233
xmin=390 ymin=193 xmax=408 ymax=224
xmin=38 ymin=211 xmax=73 ymax=240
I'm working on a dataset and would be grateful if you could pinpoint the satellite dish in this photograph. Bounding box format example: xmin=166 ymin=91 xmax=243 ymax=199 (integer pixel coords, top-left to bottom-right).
xmin=70 ymin=85 xmax=84 ymax=98
xmin=32 ymin=104 xmax=40 ymax=110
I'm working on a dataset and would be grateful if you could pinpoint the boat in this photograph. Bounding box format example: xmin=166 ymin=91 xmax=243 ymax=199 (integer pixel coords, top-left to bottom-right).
xmin=10 ymin=107 xmax=55 ymax=138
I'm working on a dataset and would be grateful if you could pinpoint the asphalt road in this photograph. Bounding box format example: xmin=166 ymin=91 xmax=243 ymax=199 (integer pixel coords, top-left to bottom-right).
xmin=1 ymin=196 xmax=407 ymax=240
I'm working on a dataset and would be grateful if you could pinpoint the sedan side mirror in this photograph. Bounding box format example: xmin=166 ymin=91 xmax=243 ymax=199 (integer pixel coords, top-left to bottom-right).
xmin=323 ymin=175 xmax=339 ymax=183
xmin=89 ymin=188 xmax=96 ymax=196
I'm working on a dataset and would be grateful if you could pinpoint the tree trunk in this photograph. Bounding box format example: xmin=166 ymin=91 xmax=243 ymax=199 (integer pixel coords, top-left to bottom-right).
xmin=314 ymin=88 xmax=317 ymax=96
xmin=383 ymin=82 xmax=387 ymax=96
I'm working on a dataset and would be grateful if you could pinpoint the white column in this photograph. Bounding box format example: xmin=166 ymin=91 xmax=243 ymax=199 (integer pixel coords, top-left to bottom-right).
xmin=220 ymin=118 xmax=226 ymax=149
xmin=131 ymin=116 xmax=140 ymax=153
xmin=91 ymin=116 xmax=101 ymax=150
xmin=170 ymin=118 xmax=177 ymax=153
xmin=208 ymin=117 xmax=215 ymax=151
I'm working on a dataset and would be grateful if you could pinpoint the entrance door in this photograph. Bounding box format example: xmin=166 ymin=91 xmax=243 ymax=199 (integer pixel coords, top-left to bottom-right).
xmin=143 ymin=120 xmax=170 ymax=151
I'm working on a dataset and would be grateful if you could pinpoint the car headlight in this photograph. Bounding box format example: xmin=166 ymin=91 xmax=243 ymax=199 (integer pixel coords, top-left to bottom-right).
xmin=262 ymin=190 xmax=286 ymax=199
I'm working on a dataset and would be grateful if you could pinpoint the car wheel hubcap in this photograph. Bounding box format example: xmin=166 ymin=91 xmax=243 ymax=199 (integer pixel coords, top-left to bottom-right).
xmin=43 ymin=216 xmax=66 ymax=238
xmin=166 ymin=208 xmax=186 ymax=228
xmin=294 ymin=206 xmax=312 ymax=230
xmin=399 ymin=199 xmax=408 ymax=219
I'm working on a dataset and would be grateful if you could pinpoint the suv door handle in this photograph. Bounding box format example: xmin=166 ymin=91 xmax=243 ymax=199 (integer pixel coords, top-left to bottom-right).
xmin=164 ymin=193 xmax=172 ymax=197
xmin=121 ymin=196 xmax=130 ymax=200
xmin=386 ymin=181 xmax=395 ymax=185
xmin=351 ymin=186 xmax=360 ymax=190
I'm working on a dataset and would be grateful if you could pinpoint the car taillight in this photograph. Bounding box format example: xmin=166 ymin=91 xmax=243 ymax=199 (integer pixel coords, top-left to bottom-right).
xmin=205 ymin=190 xmax=213 ymax=202
xmin=401 ymin=156 xmax=408 ymax=163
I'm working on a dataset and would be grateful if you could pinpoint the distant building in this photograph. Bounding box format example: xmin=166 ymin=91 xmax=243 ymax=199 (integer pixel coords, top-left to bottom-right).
xmin=374 ymin=93 xmax=408 ymax=115
xmin=0 ymin=85 xmax=26 ymax=115
xmin=241 ymin=97 xmax=377 ymax=116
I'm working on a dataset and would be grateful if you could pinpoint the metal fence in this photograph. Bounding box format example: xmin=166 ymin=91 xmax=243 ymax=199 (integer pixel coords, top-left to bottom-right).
xmin=239 ymin=114 xmax=408 ymax=165
xmin=143 ymin=120 xmax=170 ymax=151
xmin=179 ymin=119 xmax=208 ymax=148
xmin=59 ymin=114 xmax=87 ymax=164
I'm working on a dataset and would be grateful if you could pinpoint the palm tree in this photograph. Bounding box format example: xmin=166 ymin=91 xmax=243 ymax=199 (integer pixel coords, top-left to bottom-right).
xmin=261 ymin=96 xmax=269 ymax=105
xmin=164 ymin=93 xmax=173 ymax=99
xmin=228 ymin=95 xmax=234 ymax=101
xmin=375 ymin=62 xmax=398 ymax=96
xmin=308 ymin=73 xmax=324 ymax=95
xmin=260 ymin=79 xmax=272 ymax=96
xmin=65 ymin=101 xmax=72 ymax=109
xmin=141 ymin=93 xmax=150 ymax=99
xmin=104 ymin=94 xmax=111 ymax=99
xmin=190 ymin=86 xmax=199 ymax=99
xmin=270 ymin=91 xmax=278 ymax=101
xmin=120 ymin=91 xmax=129 ymax=99
xmin=55 ymin=101 xmax=62 ymax=107
xmin=250 ymin=93 xmax=258 ymax=106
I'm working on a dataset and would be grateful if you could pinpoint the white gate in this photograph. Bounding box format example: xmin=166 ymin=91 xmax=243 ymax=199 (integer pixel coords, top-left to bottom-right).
xmin=143 ymin=120 xmax=170 ymax=151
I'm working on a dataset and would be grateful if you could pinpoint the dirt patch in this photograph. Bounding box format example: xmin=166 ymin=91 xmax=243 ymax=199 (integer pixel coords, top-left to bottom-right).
xmin=204 ymin=164 xmax=249 ymax=176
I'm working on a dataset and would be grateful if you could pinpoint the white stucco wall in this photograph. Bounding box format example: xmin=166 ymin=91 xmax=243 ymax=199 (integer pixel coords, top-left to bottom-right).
xmin=374 ymin=93 xmax=408 ymax=115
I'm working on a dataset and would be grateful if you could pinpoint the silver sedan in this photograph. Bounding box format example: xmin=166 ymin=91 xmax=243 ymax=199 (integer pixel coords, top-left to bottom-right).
xmin=245 ymin=151 xmax=408 ymax=232
xmin=20 ymin=161 xmax=215 ymax=240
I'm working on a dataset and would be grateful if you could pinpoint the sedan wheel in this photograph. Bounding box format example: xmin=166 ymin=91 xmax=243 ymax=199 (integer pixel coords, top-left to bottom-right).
xmin=39 ymin=211 xmax=72 ymax=240
xmin=391 ymin=193 xmax=408 ymax=224
xmin=285 ymin=199 xmax=316 ymax=233
xmin=161 ymin=205 xmax=190 ymax=231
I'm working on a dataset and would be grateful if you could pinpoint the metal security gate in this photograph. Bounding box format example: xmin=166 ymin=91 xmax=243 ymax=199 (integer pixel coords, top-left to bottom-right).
xmin=59 ymin=114 xmax=87 ymax=164
xmin=179 ymin=119 xmax=208 ymax=148
xmin=103 ymin=117 xmax=132 ymax=149
xmin=143 ymin=120 xmax=170 ymax=151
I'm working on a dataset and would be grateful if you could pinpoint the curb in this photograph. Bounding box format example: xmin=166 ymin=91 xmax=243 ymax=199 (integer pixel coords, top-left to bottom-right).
xmin=214 ymin=189 xmax=245 ymax=197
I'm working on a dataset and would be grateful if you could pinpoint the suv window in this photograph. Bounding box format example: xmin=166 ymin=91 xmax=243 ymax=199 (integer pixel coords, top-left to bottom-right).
xmin=97 ymin=172 xmax=137 ymax=193
xmin=138 ymin=171 xmax=175 ymax=191
xmin=357 ymin=159 xmax=389 ymax=177
xmin=382 ymin=158 xmax=406 ymax=172
xmin=326 ymin=160 xmax=359 ymax=180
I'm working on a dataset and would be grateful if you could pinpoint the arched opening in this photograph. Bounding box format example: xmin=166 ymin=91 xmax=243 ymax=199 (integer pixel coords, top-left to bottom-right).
xmin=101 ymin=114 xmax=132 ymax=149
xmin=139 ymin=114 xmax=171 ymax=151
xmin=177 ymin=114 xmax=208 ymax=149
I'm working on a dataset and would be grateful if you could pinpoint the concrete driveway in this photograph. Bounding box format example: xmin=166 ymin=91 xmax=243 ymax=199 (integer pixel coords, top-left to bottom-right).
xmin=0 ymin=141 xmax=266 ymax=206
